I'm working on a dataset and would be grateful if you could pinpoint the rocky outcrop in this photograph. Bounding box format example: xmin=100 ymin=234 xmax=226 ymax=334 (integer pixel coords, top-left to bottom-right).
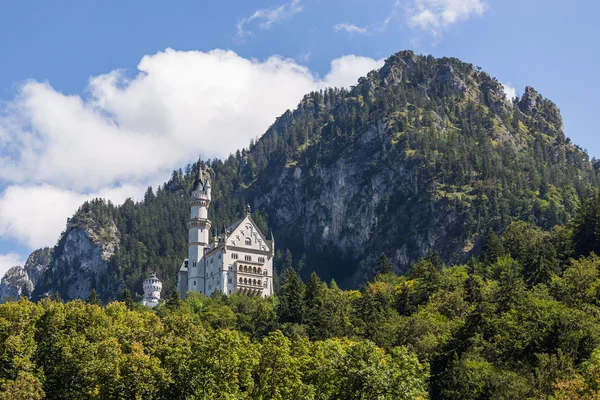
xmin=31 ymin=218 xmax=120 ymax=301
xmin=0 ymin=266 xmax=33 ymax=302
xmin=23 ymin=247 xmax=52 ymax=287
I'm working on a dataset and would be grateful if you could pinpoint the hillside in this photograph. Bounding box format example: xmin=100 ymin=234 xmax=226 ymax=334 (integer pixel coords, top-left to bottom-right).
xmin=26 ymin=50 xmax=599 ymax=301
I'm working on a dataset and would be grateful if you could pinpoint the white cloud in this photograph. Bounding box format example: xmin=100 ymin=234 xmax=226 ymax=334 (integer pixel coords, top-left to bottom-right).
xmin=0 ymin=253 xmax=26 ymax=282
xmin=237 ymin=0 xmax=303 ymax=37
xmin=333 ymin=23 xmax=369 ymax=35
xmin=406 ymin=0 xmax=487 ymax=34
xmin=0 ymin=184 xmax=148 ymax=249
xmin=323 ymin=55 xmax=385 ymax=88
xmin=0 ymin=49 xmax=384 ymax=254
xmin=502 ymin=82 xmax=517 ymax=101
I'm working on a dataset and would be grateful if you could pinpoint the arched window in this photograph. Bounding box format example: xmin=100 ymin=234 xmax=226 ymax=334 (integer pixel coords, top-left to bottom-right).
xmin=253 ymin=279 xmax=257 ymax=286
xmin=244 ymin=278 xmax=247 ymax=284
xmin=239 ymin=277 xmax=242 ymax=283
xmin=253 ymin=267 xmax=257 ymax=274
xmin=258 ymin=280 xmax=262 ymax=286
xmin=239 ymin=265 xmax=243 ymax=271
xmin=245 ymin=238 xmax=251 ymax=246
xmin=258 ymin=268 xmax=261 ymax=274
xmin=243 ymin=265 xmax=247 ymax=272
xmin=264 ymin=280 xmax=267 ymax=287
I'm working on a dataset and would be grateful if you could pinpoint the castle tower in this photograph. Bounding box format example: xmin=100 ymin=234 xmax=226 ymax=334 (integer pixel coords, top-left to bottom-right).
xmin=141 ymin=273 xmax=162 ymax=308
xmin=187 ymin=167 xmax=212 ymax=294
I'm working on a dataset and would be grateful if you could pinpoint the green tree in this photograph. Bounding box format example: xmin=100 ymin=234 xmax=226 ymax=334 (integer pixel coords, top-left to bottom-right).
xmin=376 ymin=252 xmax=394 ymax=275
xmin=277 ymin=268 xmax=305 ymax=324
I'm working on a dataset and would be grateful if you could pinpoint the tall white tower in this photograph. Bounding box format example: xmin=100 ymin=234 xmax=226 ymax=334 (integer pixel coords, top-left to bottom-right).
xmin=141 ymin=273 xmax=162 ymax=308
xmin=187 ymin=167 xmax=212 ymax=294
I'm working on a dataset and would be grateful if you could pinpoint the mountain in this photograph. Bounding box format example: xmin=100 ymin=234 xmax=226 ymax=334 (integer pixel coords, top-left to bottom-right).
xmin=29 ymin=50 xmax=599 ymax=301
xmin=0 ymin=248 xmax=52 ymax=302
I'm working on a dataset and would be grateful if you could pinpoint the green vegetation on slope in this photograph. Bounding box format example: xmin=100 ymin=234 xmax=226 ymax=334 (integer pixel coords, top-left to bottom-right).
xmin=8 ymin=194 xmax=600 ymax=399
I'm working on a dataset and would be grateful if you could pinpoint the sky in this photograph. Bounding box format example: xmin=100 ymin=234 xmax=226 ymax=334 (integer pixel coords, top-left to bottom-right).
xmin=0 ymin=0 xmax=598 ymax=278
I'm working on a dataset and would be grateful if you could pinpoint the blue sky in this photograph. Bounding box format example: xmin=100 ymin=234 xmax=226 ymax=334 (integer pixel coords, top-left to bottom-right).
xmin=0 ymin=0 xmax=598 ymax=276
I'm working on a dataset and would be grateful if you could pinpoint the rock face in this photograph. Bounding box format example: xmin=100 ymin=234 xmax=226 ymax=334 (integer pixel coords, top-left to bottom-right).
xmin=31 ymin=217 xmax=120 ymax=301
xmin=0 ymin=266 xmax=33 ymax=302
xmin=23 ymin=248 xmax=52 ymax=287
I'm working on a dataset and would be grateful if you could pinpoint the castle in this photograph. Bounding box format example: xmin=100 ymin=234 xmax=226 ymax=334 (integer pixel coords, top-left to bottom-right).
xmin=176 ymin=167 xmax=275 ymax=298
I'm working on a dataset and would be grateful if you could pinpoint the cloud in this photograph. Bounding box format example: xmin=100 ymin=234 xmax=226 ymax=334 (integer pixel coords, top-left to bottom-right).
xmin=0 ymin=184 xmax=148 ymax=249
xmin=237 ymin=0 xmax=303 ymax=38
xmin=333 ymin=23 xmax=369 ymax=35
xmin=405 ymin=0 xmax=487 ymax=35
xmin=323 ymin=55 xmax=385 ymax=89
xmin=0 ymin=49 xmax=384 ymax=254
xmin=0 ymin=253 xmax=26 ymax=282
xmin=502 ymin=82 xmax=517 ymax=101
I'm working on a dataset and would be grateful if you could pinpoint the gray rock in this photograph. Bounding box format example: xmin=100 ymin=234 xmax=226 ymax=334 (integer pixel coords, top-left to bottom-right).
xmin=0 ymin=266 xmax=33 ymax=302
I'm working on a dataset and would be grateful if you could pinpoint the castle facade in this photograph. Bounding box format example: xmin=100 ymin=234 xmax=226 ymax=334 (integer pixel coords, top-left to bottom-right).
xmin=177 ymin=168 xmax=274 ymax=298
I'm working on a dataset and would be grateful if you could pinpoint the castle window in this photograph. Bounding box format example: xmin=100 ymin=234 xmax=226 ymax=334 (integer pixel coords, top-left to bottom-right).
xmin=245 ymin=238 xmax=251 ymax=246
xmin=232 ymin=253 xmax=238 ymax=260
xmin=193 ymin=280 xmax=196 ymax=286
xmin=239 ymin=277 xmax=242 ymax=283
xmin=264 ymin=270 xmax=267 ymax=276
xmin=253 ymin=267 xmax=257 ymax=274
xmin=244 ymin=265 xmax=247 ymax=272
xmin=264 ymin=280 xmax=267 ymax=287
xmin=258 ymin=268 xmax=262 ymax=274
xmin=239 ymin=265 xmax=243 ymax=271
xmin=245 ymin=255 xmax=252 ymax=262
xmin=228 ymin=277 xmax=232 ymax=283
xmin=258 ymin=257 xmax=265 ymax=263
xmin=258 ymin=280 xmax=262 ymax=286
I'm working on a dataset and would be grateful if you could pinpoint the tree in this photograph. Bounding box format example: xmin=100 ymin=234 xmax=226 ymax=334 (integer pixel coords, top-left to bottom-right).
xmin=481 ymin=231 xmax=504 ymax=265
xmin=277 ymin=268 xmax=305 ymax=324
xmin=166 ymin=290 xmax=181 ymax=310
xmin=572 ymin=193 xmax=600 ymax=257
xmin=121 ymin=289 xmax=134 ymax=310
xmin=86 ymin=289 xmax=102 ymax=306
xmin=376 ymin=253 xmax=394 ymax=275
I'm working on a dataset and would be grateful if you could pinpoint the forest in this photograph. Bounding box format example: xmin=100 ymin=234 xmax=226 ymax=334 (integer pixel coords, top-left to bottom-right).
xmin=5 ymin=192 xmax=600 ymax=399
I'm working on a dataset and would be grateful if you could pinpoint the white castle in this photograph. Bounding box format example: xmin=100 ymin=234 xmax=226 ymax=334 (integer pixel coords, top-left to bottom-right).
xmin=177 ymin=167 xmax=275 ymax=298
xmin=141 ymin=273 xmax=162 ymax=308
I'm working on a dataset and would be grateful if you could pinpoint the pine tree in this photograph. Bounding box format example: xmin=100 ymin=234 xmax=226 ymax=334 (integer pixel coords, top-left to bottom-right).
xmin=87 ymin=289 xmax=102 ymax=306
xmin=277 ymin=268 xmax=305 ymax=324
xmin=481 ymin=231 xmax=505 ymax=265
xmin=122 ymin=289 xmax=134 ymax=310
xmin=376 ymin=253 xmax=394 ymax=275
xmin=572 ymin=193 xmax=600 ymax=257
xmin=166 ymin=290 xmax=181 ymax=310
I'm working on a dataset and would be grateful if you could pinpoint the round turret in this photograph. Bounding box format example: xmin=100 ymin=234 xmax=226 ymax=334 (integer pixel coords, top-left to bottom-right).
xmin=141 ymin=273 xmax=162 ymax=308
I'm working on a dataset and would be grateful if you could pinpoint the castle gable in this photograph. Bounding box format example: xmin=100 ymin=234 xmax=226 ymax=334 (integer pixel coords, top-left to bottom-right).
xmin=226 ymin=216 xmax=271 ymax=252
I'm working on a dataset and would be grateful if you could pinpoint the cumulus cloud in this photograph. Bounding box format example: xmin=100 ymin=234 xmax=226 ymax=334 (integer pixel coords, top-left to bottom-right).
xmin=502 ymin=82 xmax=517 ymax=101
xmin=323 ymin=55 xmax=385 ymax=88
xmin=237 ymin=0 xmax=303 ymax=37
xmin=406 ymin=0 xmax=487 ymax=35
xmin=0 ymin=49 xmax=384 ymax=258
xmin=0 ymin=253 xmax=26 ymax=282
xmin=0 ymin=184 xmax=149 ymax=249
xmin=333 ymin=23 xmax=369 ymax=35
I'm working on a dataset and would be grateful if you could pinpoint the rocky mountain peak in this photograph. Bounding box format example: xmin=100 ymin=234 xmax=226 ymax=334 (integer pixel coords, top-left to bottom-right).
xmin=0 ymin=266 xmax=33 ymax=302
